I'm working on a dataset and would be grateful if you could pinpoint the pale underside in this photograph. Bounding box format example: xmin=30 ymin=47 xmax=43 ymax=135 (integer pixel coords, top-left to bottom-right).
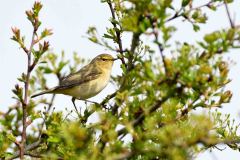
xmin=54 ymin=72 xmax=110 ymax=99
xmin=51 ymin=64 xmax=111 ymax=99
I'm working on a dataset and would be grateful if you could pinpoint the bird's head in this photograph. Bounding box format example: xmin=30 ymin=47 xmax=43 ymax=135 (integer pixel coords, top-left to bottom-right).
xmin=91 ymin=54 xmax=117 ymax=70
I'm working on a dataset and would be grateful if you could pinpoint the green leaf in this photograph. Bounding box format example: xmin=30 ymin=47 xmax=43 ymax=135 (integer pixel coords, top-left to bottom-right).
xmin=48 ymin=136 xmax=61 ymax=143
xmin=103 ymin=33 xmax=113 ymax=39
xmin=39 ymin=66 xmax=52 ymax=74
xmin=57 ymin=61 xmax=68 ymax=72
xmin=193 ymin=24 xmax=200 ymax=32
xmin=182 ymin=0 xmax=190 ymax=7
xmin=6 ymin=133 xmax=16 ymax=142
xmin=204 ymin=32 xmax=220 ymax=43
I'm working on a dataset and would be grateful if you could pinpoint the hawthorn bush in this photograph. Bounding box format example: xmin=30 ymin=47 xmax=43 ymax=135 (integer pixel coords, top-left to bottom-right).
xmin=1 ymin=0 xmax=240 ymax=160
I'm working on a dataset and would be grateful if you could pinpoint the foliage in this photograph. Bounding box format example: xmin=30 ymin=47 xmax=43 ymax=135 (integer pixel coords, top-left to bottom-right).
xmin=1 ymin=0 xmax=240 ymax=160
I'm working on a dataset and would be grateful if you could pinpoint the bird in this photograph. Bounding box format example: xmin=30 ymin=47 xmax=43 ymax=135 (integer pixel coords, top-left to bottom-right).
xmin=31 ymin=53 xmax=116 ymax=112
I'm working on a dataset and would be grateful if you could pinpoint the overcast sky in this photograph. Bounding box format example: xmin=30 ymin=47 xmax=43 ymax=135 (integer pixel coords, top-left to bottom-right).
xmin=0 ymin=0 xmax=240 ymax=159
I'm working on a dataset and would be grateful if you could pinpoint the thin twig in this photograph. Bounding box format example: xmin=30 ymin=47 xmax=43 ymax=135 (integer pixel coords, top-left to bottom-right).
xmin=165 ymin=1 xmax=224 ymax=23
xmin=151 ymin=21 xmax=168 ymax=74
xmin=38 ymin=94 xmax=56 ymax=139
xmin=20 ymin=28 xmax=36 ymax=159
xmin=224 ymin=1 xmax=235 ymax=28
xmin=8 ymin=139 xmax=42 ymax=159
xmin=165 ymin=10 xmax=182 ymax=23
xmin=100 ymin=91 xmax=117 ymax=106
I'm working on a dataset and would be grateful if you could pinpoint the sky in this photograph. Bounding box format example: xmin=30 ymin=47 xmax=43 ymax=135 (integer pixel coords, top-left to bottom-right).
xmin=0 ymin=0 xmax=240 ymax=159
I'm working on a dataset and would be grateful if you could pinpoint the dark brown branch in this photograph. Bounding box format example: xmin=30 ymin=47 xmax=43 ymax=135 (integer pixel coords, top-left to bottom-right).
xmin=100 ymin=91 xmax=117 ymax=106
xmin=101 ymin=18 xmax=140 ymax=116
xmin=110 ymin=32 xmax=140 ymax=115
xmin=99 ymin=24 xmax=141 ymax=152
xmin=13 ymin=140 xmax=21 ymax=151
xmin=117 ymin=73 xmax=180 ymax=137
xmin=150 ymin=20 xmax=168 ymax=74
xmin=165 ymin=11 xmax=182 ymax=23
xmin=117 ymin=96 xmax=169 ymax=136
xmin=107 ymin=2 xmax=125 ymax=65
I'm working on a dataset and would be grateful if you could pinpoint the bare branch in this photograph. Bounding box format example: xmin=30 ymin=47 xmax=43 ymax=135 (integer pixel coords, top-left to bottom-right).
xmin=224 ymin=1 xmax=235 ymax=28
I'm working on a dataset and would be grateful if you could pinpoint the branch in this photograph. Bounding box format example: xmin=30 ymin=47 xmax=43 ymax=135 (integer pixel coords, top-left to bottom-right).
xmin=117 ymin=73 xmax=180 ymax=136
xmin=100 ymin=91 xmax=117 ymax=107
xmin=165 ymin=1 xmax=224 ymax=23
xmin=107 ymin=2 xmax=125 ymax=65
xmin=117 ymin=96 xmax=169 ymax=137
xmin=165 ymin=10 xmax=182 ymax=23
xmin=7 ymin=140 xmax=42 ymax=160
xmin=151 ymin=21 xmax=168 ymax=74
xmin=20 ymin=27 xmax=36 ymax=159
xmin=128 ymin=32 xmax=141 ymax=70
xmin=38 ymin=94 xmax=56 ymax=139
xmin=114 ymin=137 xmax=240 ymax=160
xmin=100 ymin=24 xmax=141 ymax=116
xmin=224 ymin=1 xmax=235 ymax=28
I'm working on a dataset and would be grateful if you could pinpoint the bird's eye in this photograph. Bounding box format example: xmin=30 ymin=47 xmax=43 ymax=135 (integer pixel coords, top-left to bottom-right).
xmin=102 ymin=58 xmax=107 ymax=61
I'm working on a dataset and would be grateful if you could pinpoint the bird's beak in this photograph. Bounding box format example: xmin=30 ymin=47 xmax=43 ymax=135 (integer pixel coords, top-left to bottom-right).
xmin=113 ymin=58 xmax=118 ymax=61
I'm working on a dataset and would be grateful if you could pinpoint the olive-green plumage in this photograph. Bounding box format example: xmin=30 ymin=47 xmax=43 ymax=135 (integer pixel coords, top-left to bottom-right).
xmin=31 ymin=54 xmax=116 ymax=100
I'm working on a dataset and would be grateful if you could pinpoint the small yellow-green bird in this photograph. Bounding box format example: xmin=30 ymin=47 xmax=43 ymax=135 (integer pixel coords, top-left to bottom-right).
xmin=31 ymin=53 xmax=116 ymax=108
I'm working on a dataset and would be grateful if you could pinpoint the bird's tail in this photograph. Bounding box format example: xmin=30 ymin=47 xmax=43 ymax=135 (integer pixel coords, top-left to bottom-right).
xmin=31 ymin=88 xmax=56 ymax=98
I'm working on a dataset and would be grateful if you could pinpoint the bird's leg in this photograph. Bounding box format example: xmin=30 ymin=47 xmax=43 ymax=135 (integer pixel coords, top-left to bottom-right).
xmin=84 ymin=99 xmax=99 ymax=105
xmin=84 ymin=99 xmax=109 ymax=110
xmin=71 ymin=97 xmax=81 ymax=118
xmin=73 ymin=98 xmax=107 ymax=110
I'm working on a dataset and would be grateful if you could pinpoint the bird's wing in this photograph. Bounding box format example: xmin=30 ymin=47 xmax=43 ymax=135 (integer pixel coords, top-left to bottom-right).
xmin=55 ymin=65 xmax=102 ymax=90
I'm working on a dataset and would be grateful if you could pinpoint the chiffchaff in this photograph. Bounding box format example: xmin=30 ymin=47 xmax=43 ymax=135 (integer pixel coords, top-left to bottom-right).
xmin=31 ymin=54 xmax=116 ymax=108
